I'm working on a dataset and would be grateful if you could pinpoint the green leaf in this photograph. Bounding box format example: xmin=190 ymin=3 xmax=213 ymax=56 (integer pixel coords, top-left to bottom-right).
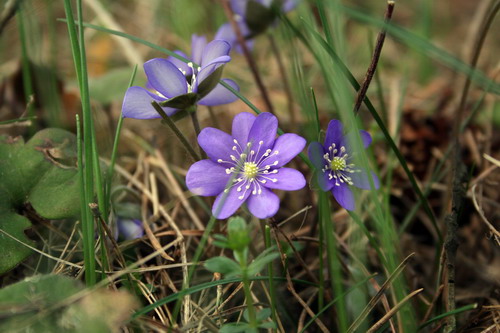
xmin=204 ymin=256 xmax=242 ymax=277
xmin=0 ymin=274 xmax=137 ymax=332
xmin=219 ymin=322 xmax=251 ymax=333
xmin=227 ymin=216 xmax=251 ymax=251
xmin=159 ymin=92 xmax=198 ymax=109
xmin=0 ymin=129 xmax=80 ymax=273
xmin=197 ymin=66 xmax=224 ymax=98
xmin=258 ymin=321 xmax=277 ymax=329
xmin=243 ymin=308 xmax=272 ymax=323
xmin=247 ymin=248 xmax=279 ymax=276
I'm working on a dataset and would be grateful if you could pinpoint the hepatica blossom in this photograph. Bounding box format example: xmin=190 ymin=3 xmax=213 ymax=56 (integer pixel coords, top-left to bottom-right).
xmin=187 ymin=112 xmax=306 ymax=219
xmin=122 ymin=35 xmax=239 ymax=119
xmin=216 ymin=0 xmax=298 ymax=52
xmin=308 ymin=120 xmax=380 ymax=211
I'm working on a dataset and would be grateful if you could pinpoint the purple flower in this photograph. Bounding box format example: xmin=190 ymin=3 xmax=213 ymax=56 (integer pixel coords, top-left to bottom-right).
xmin=122 ymin=35 xmax=239 ymax=119
xmin=116 ymin=218 xmax=144 ymax=240
xmin=215 ymin=0 xmax=298 ymax=53
xmin=308 ymin=120 xmax=380 ymax=211
xmin=186 ymin=112 xmax=306 ymax=219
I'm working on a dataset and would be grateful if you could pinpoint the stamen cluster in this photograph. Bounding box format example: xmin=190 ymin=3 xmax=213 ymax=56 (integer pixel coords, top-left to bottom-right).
xmin=217 ymin=139 xmax=280 ymax=199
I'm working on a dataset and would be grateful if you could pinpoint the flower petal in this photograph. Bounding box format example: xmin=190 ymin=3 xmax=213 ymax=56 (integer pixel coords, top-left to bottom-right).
xmin=317 ymin=170 xmax=334 ymax=191
xmin=198 ymin=79 xmax=239 ymax=106
xmin=198 ymin=127 xmax=235 ymax=163
xmin=201 ymin=40 xmax=231 ymax=68
xmin=230 ymin=0 xmax=247 ymax=16
xmin=247 ymin=112 xmax=278 ymax=152
xmin=324 ymin=119 xmax=344 ymax=148
xmin=191 ymin=34 xmax=207 ymax=65
xmin=122 ymin=86 xmax=177 ymax=119
xmin=262 ymin=167 xmax=305 ymax=191
xmin=332 ymin=183 xmax=355 ymax=211
xmin=308 ymin=142 xmax=326 ymax=170
xmin=350 ymin=169 xmax=380 ymax=190
xmin=360 ymin=130 xmax=372 ymax=148
xmin=144 ymin=58 xmax=187 ymax=98
xmin=246 ymin=187 xmax=280 ymax=219
xmin=232 ymin=112 xmax=256 ymax=145
xmin=118 ymin=219 xmax=144 ymax=240
xmin=197 ymin=56 xmax=231 ymax=84
xmin=283 ymin=0 xmax=299 ymax=12
xmin=168 ymin=51 xmax=193 ymax=76
xmin=212 ymin=185 xmax=250 ymax=219
xmin=186 ymin=160 xmax=231 ymax=196
xmin=265 ymin=133 xmax=306 ymax=168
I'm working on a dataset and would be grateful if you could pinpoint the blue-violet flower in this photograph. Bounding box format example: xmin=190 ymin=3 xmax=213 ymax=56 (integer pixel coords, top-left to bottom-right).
xmin=308 ymin=119 xmax=380 ymax=211
xmin=116 ymin=218 xmax=144 ymax=240
xmin=186 ymin=112 xmax=306 ymax=219
xmin=122 ymin=35 xmax=239 ymax=119
xmin=215 ymin=0 xmax=298 ymax=53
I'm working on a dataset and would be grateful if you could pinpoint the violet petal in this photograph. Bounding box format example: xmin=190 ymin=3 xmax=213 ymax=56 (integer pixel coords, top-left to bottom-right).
xmin=198 ymin=127 xmax=235 ymax=164
xmin=197 ymin=56 xmax=231 ymax=84
xmin=247 ymin=112 xmax=278 ymax=152
xmin=201 ymin=40 xmax=231 ymax=68
xmin=144 ymin=58 xmax=187 ymax=98
xmin=316 ymin=169 xmax=333 ymax=191
xmin=191 ymin=34 xmax=207 ymax=65
xmin=212 ymin=185 xmax=250 ymax=219
xmin=324 ymin=119 xmax=344 ymax=148
xmin=168 ymin=51 xmax=192 ymax=76
xmin=198 ymin=79 xmax=239 ymax=106
xmin=360 ymin=130 xmax=372 ymax=148
xmin=307 ymin=142 xmax=326 ymax=170
xmin=246 ymin=187 xmax=280 ymax=219
xmin=122 ymin=86 xmax=177 ymax=119
xmin=186 ymin=160 xmax=231 ymax=196
xmin=265 ymin=133 xmax=306 ymax=167
xmin=262 ymin=167 xmax=306 ymax=191
xmin=231 ymin=112 xmax=256 ymax=146
xmin=332 ymin=183 xmax=355 ymax=211
xmin=350 ymin=169 xmax=380 ymax=190
xmin=230 ymin=0 xmax=247 ymax=16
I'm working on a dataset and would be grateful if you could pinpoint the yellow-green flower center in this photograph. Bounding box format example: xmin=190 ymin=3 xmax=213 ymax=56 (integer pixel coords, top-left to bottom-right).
xmin=330 ymin=156 xmax=346 ymax=171
xmin=243 ymin=162 xmax=259 ymax=179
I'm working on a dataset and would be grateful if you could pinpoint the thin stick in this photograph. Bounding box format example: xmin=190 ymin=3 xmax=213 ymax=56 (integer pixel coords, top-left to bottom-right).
xmin=443 ymin=2 xmax=499 ymax=331
xmin=366 ymin=288 xmax=424 ymax=333
xmin=220 ymin=0 xmax=274 ymax=114
xmin=151 ymin=101 xmax=200 ymax=161
xmin=353 ymin=1 xmax=395 ymax=114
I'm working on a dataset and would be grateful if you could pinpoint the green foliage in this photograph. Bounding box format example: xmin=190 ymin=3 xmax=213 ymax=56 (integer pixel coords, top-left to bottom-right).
xmin=0 ymin=129 xmax=80 ymax=273
xmin=219 ymin=308 xmax=275 ymax=332
xmin=0 ymin=274 xmax=137 ymax=332
xmin=204 ymin=256 xmax=242 ymax=277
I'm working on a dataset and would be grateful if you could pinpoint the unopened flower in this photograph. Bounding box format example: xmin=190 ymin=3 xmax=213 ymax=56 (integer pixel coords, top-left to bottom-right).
xmin=116 ymin=218 xmax=143 ymax=240
xmin=122 ymin=35 xmax=239 ymax=119
xmin=186 ymin=112 xmax=306 ymax=219
xmin=308 ymin=119 xmax=379 ymax=211
xmin=216 ymin=0 xmax=298 ymax=53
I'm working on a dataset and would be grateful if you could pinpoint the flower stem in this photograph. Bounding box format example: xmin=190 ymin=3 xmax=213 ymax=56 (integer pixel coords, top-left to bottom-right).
xmin=188 ymin=106 xmax=206 ymax=159
xmin=151 ymin=101 xmax=200 ymax=161
xmin=239 ymin=250 xmax=257 ymax=329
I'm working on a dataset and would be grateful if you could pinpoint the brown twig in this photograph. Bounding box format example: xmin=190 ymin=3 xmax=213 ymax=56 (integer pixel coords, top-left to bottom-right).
xmin=353 ymin=1 xmax=395 ymax=114
xmin=443 ymin=2 xmax=500 ymax=332
xmin=221 ymin=0 xmax=275 ymax=114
